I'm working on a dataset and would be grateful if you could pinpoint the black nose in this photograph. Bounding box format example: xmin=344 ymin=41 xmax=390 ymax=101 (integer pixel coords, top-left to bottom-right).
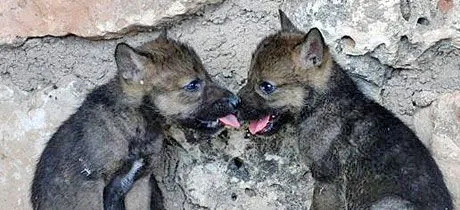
xmin=225 ymin=95 xmax=240 ymax=109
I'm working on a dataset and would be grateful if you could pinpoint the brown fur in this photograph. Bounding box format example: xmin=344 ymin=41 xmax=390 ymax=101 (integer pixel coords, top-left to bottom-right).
xmin=118 ymin=37 xmax=210 ymax=119
xmin=31 ymin=33 xmax=239 ymax=210
xmin=240 ymin=31 xmax=333 ymax=118
xmin=238 ymin=10 xmax=452 ymax=210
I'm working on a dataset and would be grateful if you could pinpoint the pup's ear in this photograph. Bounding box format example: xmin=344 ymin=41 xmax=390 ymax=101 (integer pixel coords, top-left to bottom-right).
xmin=115 ymin=43 xmax=150 ymax=82
xmin=279 ymin=9 xmax=298 ymax=32
xmin=296 ymin=28 xmax=327 ymax=69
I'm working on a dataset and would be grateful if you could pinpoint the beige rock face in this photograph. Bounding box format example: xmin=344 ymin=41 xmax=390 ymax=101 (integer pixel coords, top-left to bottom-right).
xmin=431 ymin=92 xmax=460 ymax=207
xmin=0 ymin=0 xmax=222 ymax=45
xmin=283 ymin=0 xmax=460 ymax=69
xmin=0 ymin=77 xmax=87 ymax=209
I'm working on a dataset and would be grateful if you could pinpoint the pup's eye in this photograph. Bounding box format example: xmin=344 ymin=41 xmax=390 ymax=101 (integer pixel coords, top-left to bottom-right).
xmin=259 ymin=81 xmax=276 ymax=95
xmin=184 ymin=79 xmax=202 ymax=92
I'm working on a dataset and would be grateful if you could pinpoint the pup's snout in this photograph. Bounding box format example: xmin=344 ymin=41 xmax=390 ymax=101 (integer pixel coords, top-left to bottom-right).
xmin=224 ymin=95 xmax=240 ymax=109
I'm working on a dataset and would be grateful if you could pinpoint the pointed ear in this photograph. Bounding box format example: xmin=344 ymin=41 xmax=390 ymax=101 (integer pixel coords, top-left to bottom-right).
xmin=279 ymin=9 xmax=298 ymax=32
xmin=297 ymin=28 xmax=327 ymax=69
xmin=114 ymin=43 xmax=150 ymax=82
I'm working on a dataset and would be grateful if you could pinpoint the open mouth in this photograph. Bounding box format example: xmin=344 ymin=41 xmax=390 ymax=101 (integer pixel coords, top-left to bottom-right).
xmin=199 ymin=114 xmax=241 ymax=129
xmin=248 ymin=114 xmax=277 ymax=135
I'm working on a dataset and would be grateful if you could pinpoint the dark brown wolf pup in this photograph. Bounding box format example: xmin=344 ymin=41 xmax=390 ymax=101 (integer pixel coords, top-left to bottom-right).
xmin=31 ymin=31 xmax=240 ymax=210
xmin=237 ymin=10 xmax=452 ymax=210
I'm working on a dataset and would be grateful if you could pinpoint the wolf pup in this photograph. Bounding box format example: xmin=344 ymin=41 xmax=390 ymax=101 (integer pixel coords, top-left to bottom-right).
xmin=237 ymin=10 xmax=452 ymax=210
xmin=31 ymin=31 xmax=240 ymax=210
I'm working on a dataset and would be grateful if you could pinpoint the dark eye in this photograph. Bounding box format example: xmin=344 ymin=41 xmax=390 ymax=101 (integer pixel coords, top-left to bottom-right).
xmin=259 ymin=81 xmax=276 ymax=95
xmin=184 ymin=79 xmax=202 ymax=92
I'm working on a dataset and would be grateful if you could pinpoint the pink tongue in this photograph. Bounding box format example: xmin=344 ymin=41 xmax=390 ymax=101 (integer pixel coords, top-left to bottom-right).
xmin=218 ymin=114 xmax=241 ymax=128
xmin=248 ymin=115 xmax=270 ymax=135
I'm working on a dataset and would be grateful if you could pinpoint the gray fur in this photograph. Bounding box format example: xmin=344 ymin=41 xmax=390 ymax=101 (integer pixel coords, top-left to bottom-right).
xmin=237 ymin=11 xmax=453 ymax=210
xmin=31 ymin=34 xmax=239 ymax=210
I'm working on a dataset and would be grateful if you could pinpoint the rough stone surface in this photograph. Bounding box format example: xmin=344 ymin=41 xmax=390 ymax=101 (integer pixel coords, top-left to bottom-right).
xmin=1 ymin=0 xmax=460 ymax=209
xmin=431 ymin=92 xmax=460 ymax=208
xmin=0 ymin=0 xmax=223 ymax=45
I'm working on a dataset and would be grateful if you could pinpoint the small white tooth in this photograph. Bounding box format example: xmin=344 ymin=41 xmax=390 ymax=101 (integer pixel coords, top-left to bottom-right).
xmin=207 ymin=122 xmax=214 ymax=127
xmin=205 ymin=120 xmax=219 ymax=128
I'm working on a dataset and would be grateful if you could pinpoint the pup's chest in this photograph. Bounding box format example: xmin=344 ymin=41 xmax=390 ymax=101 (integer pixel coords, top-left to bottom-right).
xmin=297 ymin=115 xmax=343 ymax=158
xmin=129 ymin=129 xmax=164 ymax=158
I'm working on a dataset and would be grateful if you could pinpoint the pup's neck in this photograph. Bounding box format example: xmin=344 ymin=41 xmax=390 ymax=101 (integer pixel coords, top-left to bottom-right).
xmin=300 ymin=63 xmax=367 ymax=121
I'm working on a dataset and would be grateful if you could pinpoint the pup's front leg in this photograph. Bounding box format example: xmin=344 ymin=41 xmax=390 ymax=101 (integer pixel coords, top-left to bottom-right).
xmin=103 ymin=158 xmax=145 ymax=210
xmin=150 ymin=174 xmax=165 ymax=210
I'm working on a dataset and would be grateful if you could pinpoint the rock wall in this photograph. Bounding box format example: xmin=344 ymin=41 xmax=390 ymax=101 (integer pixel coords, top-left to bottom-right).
xmin=0 ymin=0 xmax=223 ymax=45
xmin=0 ymin=0 xmax=459 ymax=209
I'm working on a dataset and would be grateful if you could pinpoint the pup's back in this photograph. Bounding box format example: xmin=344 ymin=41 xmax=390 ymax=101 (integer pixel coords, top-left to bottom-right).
xmin=31 ymin=81 xmax=148 ymax=209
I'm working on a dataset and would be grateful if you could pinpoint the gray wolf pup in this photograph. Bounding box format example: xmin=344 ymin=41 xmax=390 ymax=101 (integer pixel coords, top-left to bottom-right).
xmin=237 ymin=10 xmax=452 ymax=210
xmin=31 ymin=31 xmax=240 ymax=210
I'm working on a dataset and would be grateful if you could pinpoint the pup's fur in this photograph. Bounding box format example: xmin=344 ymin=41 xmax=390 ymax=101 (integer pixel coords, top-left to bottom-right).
xmin=31 ymin=32 xmax=238 ymax=210
xmin=237 ymin=10 xmax=452 ymax=209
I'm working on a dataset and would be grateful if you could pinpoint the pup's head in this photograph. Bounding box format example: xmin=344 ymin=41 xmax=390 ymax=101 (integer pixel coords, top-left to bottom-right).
xmin=237 ymin=10 xmax=333 ymax=135
xmin=115 ymin=30 xmax=240 ymax=133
